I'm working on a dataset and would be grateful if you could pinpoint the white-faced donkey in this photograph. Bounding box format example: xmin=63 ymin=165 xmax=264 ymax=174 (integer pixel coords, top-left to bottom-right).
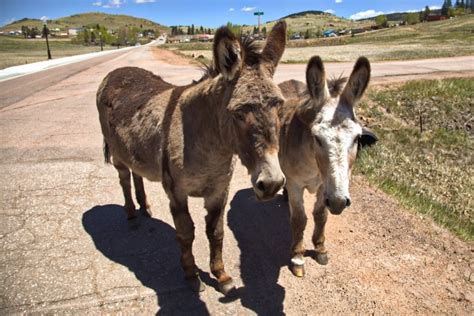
xmin=277 ymin=56 xmax=377 ymax=277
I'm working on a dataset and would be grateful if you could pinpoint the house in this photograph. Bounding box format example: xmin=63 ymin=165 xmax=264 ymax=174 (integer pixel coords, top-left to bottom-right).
xmin=427 ymin=14 xmax=447 ymax=22
xmin=193 ymin=34 xmax=214 ymax=42
xmin=323 ymin=30 xmax=337 ymax=37
xmin=167 ymin=35 xmax=193 ymax=43
xmin=338 ymin=29 xmax=349 ymax=36
xmin=68 ymin=28 xmax=82 ymax=36
xmin=351 ymin=28 xmax=365 ymax=35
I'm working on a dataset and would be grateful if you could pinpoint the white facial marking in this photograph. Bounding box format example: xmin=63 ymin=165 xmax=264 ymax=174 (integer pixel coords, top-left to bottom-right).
xmin=311 ymin=99 xmax=362 ymax=201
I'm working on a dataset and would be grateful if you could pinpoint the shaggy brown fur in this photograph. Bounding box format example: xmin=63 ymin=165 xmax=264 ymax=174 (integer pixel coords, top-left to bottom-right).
xmin=96 ymin=21 xmax=288 ymax=295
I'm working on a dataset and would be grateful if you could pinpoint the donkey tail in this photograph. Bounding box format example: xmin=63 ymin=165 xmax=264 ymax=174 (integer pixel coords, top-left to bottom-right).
xmin=103 ymin=140 xmax=112 ymax=164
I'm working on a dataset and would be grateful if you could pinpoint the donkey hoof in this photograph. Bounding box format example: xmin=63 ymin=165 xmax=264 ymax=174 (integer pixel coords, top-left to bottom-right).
xmin=315 ymin=252 xmax=328 ymax=265
xmin=291 ymin=264 xmax=305 ymax=277
xmin=187 ymin=275 xmax=206 ymax=292
xmin=218 ymin=279 xmax=237 ymax=297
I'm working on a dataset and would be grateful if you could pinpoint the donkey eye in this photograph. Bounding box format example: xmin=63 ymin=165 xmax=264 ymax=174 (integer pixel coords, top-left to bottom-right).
xmin=234 ymin=111 xmax=246 ymax=121
xmin=269 ymin=99 xmax=284 ymax=108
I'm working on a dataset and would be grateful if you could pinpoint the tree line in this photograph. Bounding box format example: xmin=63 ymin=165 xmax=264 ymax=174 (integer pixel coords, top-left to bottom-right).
xmin=170 ymin=25 xmax=213 ymax=36
xmin=71 ymin=24 xmax=155 ymax=47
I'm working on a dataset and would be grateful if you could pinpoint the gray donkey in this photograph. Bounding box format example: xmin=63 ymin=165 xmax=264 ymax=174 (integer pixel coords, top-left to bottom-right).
xmin=96 ymin=22 xmax=287 ymax=294
xmin=278 ymin=56 xmax=377 ymax=277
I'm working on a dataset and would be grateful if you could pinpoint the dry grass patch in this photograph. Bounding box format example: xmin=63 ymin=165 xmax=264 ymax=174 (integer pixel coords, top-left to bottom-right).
xmin=356 ymin=78 xmax=474 ymax=239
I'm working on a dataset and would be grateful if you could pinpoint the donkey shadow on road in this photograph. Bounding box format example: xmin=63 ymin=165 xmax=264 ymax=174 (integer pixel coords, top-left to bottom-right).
xmin=82 ymin=204 xmax=209 ymax=315
xmin=227 ymin=188 xmax=292 ymax=316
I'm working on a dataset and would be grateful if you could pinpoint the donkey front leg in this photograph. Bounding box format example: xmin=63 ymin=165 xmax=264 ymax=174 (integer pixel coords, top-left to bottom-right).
xmin=132 ymin=172 xmax=152 ymax=217
xmin=165 ymin=189 xmax=203 ymax=292
xmin=113 ymin=161 xmax=137 ymax=220
xmin=312 ymin=186 xmax=329 ymax=265
xmin=287 ymin=181 xmax=307 ymax=277
xmin=204 ymin=188 xmax=235 ymax=296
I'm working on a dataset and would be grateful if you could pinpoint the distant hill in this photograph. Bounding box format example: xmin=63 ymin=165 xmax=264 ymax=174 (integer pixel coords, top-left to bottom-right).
xmin=259 ymin=11 xmax=373 ymax=34
xmin=0 ymin=12 xmax=168 ymax=33
xmin=280 ymin=10 xmax=327 ymax=19
xmin=360 ymin=9 xmax=442 ymax=22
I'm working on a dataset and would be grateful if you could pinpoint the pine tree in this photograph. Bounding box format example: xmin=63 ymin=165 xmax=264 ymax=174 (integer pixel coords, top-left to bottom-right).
xmin=442 ymin=0 xmax=449 ymax=15
xmin=423 ymin=5 xmax=431 ymax=21
xmin=455 ymin=0 xmax=460 ymax=7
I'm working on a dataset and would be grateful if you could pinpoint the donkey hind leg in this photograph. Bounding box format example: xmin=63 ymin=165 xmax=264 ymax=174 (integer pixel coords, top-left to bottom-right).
xmin=287 ymin=182 xmax=307 ymax=277
xmin=204 ymin=189 xmax=235 ymax=296
xmin=312 ymin=186 xmax=329 ymax=265
xmin=114 ymin=161 xmax=137 ymax=220
xmin=132 ymin=172 xmax=152 ymax=218
xmin=166 ymin=190 xmax=204 ymax=292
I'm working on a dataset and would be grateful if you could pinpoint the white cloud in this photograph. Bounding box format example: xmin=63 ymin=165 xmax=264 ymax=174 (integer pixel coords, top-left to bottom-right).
xmin=92 ymin=1 xmax=102 ymax=6
xmin=335 ymin=0 xmax=343 ymax=3
xmin=428 ymin=5 xmax=441 ymax=10
xmin=324 ymin=9 xmax=336 ymax=14
xmin=40 ymin=16 xmax=49 ymax=22
xmin=134 ymin=0 xmax=155 ymax=3
xmin=350 ymin=9 xmax=384 ymax=20
xmin=229 ymin=8 xmax=235 ymax=11
xmin=241 ymin=6 xmax=256 ymax=12
xmin=102 ymin=0 xmax=125 ymax=8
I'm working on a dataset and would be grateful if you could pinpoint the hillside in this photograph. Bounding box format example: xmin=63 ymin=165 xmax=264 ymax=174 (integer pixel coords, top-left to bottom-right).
xmin=360 ymin=9 xmax=443 ymax=22
xmin=258 ymin=11 xmax=373 ymax=34
xmin=0 ymin=12 xmax=169 ymax=33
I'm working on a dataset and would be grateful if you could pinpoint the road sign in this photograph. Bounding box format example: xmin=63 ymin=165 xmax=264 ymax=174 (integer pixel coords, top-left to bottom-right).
xmin=254 ymin=12 xmax=264 ymax=33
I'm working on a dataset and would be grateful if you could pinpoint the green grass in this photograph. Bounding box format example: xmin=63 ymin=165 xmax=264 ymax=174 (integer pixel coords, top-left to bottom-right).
xmin=356 ymin=78 xmax=474 ymax=240
xmin=0 ymin=35 xmax=116 ymax=69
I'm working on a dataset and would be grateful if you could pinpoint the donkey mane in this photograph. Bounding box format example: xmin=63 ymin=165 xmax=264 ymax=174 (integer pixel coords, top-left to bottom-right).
xmin=327 ymin=76 xmax=347 ymax=97
xmin=197 ymin=35 xmax=262 ymax=83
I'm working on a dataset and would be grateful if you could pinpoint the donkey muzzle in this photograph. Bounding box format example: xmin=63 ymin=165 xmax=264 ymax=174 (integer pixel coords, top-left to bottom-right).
xmin=325 ymin=196 xmax=351 ymax=215
xmin=253 ymin=152 xmax=286 ymax=201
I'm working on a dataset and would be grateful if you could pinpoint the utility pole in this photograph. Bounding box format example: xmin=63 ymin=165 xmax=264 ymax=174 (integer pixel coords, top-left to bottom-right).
xmin=99 ymin=31 xmax=103 ymax=51
xmin=254 ymin=11 xmax=264 ymax=34
xmin=42 ymin=21 xmax=52 ymax=60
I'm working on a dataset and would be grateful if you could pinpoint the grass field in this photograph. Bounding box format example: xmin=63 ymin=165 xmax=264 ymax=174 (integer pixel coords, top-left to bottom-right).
xmin=0 ymin=36 xmax=116 ymax=69
xmin=356 ymin=78 xmax=474 ymax=240
xmin=167 ymin=15 xmax=474 ymax=63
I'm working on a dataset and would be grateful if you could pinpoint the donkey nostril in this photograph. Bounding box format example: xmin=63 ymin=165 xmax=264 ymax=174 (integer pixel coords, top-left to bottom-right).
xmin=345 ymin=198 xmax=351 ymax=207
xmin=256 ymin=180 xmax=265 ymax=192
xmin=324 ymin=198 xmax=330 ymax=207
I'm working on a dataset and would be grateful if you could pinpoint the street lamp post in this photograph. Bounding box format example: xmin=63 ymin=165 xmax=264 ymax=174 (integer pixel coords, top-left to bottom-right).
xmin=99 ymin=31 xmax=103 ymax=51
xmin=42 ymin=18 xmax=52 ymax=60
xmin=253 ymin=11 xmax=264 ymax=34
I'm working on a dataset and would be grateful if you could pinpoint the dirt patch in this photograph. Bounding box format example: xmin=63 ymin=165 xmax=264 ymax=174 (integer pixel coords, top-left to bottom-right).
xmin=151 ymin=47 xmax=193 ymax=66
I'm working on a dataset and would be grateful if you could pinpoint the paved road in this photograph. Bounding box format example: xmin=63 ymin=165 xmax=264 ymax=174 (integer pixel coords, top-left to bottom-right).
xmin=0 ymin=46 xmax=472 ymax=314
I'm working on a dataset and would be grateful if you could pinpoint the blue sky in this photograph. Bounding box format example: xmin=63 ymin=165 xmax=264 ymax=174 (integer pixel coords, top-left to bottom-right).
xmin=1 ymin=0 xmax=443 ymax=27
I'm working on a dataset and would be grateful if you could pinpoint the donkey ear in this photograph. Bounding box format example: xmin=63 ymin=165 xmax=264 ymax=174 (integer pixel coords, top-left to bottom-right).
xmin=213 ymin=27 xmax=242 ymax=80
xmin=261 ymin=21 xmax=287 ymax=76
xmin=306 ymin=56 xmax=329 ymax=103
xmin=341 ymin=57 xmax=371 ymax=106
